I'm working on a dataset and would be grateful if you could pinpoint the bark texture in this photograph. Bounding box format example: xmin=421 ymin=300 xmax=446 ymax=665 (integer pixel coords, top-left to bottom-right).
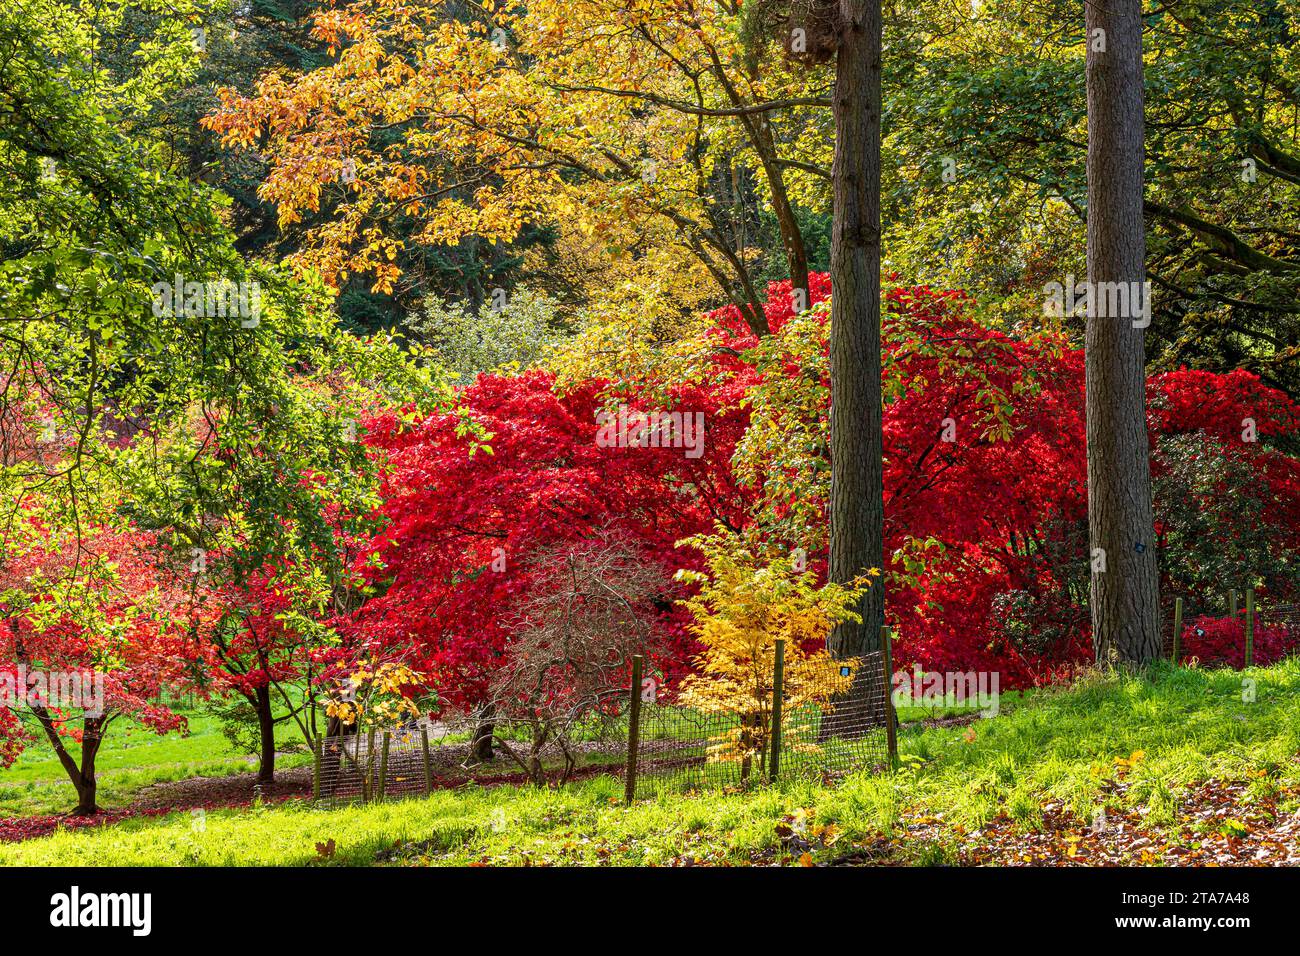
xmin=1085 ymin=0 xmax=1162 ymax=664
xmin=255 ymin=684 xmax=276 ymax=788
xmin=826 ymin=0 xmax=885 ymax=660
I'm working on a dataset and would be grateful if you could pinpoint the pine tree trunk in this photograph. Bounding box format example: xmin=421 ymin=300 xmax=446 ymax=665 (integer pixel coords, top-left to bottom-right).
xmin=826 ymin=0 xmax=885 ymax=665
xmin=1085 ymin=0 xmax=1161 ymax=664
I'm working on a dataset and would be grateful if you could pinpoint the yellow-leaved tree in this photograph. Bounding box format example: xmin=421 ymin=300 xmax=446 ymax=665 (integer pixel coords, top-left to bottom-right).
xmin=201 ymin=0 xmax=831 ymax=334
xmin=324 ymin=661 xmax=424 ymax=732
xmin=322 ymin=660 xmax=426 ymax=801
xmin=674 ymin=530 xmax=876 ymax=781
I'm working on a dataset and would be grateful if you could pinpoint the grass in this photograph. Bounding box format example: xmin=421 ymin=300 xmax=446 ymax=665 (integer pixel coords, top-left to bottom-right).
xmin=3 ymin=659 xmax=1297 ymax=866
xmin=0 ymin=710 xmax=314 ymax=817
xmin=2 ymin=687 xmax=979 ymax=817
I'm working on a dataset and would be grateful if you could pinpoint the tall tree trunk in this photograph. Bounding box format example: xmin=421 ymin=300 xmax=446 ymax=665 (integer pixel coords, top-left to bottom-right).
xmin=826 ymin=0 xmax=885 ymax=668
xmin=254 ymin=684 xmax=276 ymax=789
xmin=1085 ymin=1 xmax=1161 ymax=664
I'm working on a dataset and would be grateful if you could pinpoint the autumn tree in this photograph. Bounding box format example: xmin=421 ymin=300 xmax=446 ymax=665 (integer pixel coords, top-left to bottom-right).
xmin=0 ymin=513 xmax=215 ymax=814
xmin=203 ymin=0 xmax=845 ymax=335
xmin=675 ymin=529 xmax=865 ymax=781
xmin=824 ymin=0 xmax=886 ymax=668
xmin=320 ymin=660 xmax=426 ymax=802
xmin=485 ymin=537 xmax=668 ymax=785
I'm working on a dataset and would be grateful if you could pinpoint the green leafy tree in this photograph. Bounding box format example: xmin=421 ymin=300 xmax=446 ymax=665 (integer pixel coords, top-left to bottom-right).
xmin=0 ymin=0 xmax=451 ymax=788
xmin=404 ymin=288 xmax=567 ymax=382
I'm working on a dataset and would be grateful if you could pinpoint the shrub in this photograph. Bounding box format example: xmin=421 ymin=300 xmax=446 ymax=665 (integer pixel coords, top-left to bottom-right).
xmin=1180 ymin=615 xmax=1300 ymax=668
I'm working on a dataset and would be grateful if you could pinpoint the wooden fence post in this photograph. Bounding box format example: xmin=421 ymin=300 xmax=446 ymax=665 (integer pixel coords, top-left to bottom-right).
xmin=881 ymin=625 xmax=898 ymax=769
xmin=420 ymin=724 xmax=433 ymax=795
xmin=769 ymin=639 xmax=786 ymax=781
xmin=312 ymin=736 xmax=322 ymax=802
xmin=624 ymin=655 xmax=644 ymax=805
xmin=1245 ymin=588 xmax=1255 ymax=669
xmin=1171 ymin=597 xmax=1183 ymax=666
xmin=378 ymin=731 xmax=391 ymax=802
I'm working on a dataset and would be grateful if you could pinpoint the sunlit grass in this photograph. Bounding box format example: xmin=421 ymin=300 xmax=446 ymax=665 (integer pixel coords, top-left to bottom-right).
xmin=4 ymin=660 xmax=1296 ymax=865
xmin=0 ymin=711 xmax=313 ymax=816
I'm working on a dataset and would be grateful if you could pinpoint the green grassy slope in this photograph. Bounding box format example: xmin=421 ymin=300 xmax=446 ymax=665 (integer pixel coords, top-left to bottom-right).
xmin=0 ymin=711 xmax=314 ymax=816
xmin=3 ymin=660 xmax=1296 ymax=866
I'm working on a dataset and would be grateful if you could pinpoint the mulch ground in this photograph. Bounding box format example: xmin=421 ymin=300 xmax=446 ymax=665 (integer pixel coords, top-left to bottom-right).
xmin=0 ymin=767 xmax=315 ymax=843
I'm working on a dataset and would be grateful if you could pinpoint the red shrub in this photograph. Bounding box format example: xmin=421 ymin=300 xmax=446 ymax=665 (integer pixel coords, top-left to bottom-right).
xmin=1179 ymin=615 xmax=1300 ymax=669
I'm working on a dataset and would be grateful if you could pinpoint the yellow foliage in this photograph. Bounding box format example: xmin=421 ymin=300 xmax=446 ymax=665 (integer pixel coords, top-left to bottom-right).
xmin=673 ymin=529 xmax=877 ymax=769
xmin=202 ymin=0 xmax=829 ymax=314
xmin=325 ymin=661 xmax=423 ymax=730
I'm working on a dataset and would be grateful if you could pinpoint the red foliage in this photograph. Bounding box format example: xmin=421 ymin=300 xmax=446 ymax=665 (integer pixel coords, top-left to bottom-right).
xmin=0 ymin=709 xmax=29 ymax=769
xmin=714 ymin=276 xmax=1095 ymax=683
xmin=344 ymin=275 xmax=1300 ymax=698
xmin=1148 ymin=368 xmax=1300 ymax=558
xmin=345 ymin=372 xmax=750 ymax=708
xmin=207 ymin=563 xmax=327 ymax=698
xmin=1179 ymin=615 xmax=1300 ymax=669
xmin=0 ymin=523 xmax=214 ymax=765
xmin=721 ymin=277 xmax=1300 ymax=685
xmin=0 ymin=808 xmax=173 ymax=843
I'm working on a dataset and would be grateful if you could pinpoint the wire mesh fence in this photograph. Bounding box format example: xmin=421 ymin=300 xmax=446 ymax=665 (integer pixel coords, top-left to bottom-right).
xmin=778 ymin=651 xmax=893 ymax=780
xmin=1164 ymin=588 xmax=1300 ymax=668
xmin=312 ymin=708 xmax=646 ymax=807
xmin=626 ymin=645 xmax=895 ymax=801
xmin=308 ymin=576 xmax=1300 ymax=811
xmin=1251 ymin=598 xmax=1300 ymax=665
xmin=314 ymin=714 xmax=535 ymax=807
xmin=629 ymin=704 xmax=754 ymax=798
xmin=1257 ymin=601 xmax=1300 ymax=636
xmin=1161 ymin=593 xmax=1213 ymax=661
xmin=309 ymin=592 xmax=1300 ymax=810
xmin=312 ymin=643 xmax=897 ymax=807
xmin=315 ymin=723 xmax=435 ymax=807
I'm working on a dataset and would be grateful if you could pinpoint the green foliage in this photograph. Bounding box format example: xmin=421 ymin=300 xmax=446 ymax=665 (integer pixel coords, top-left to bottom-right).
xmin=886 ymin=0 xmax=1300 ymax=391
xmin=404 ymin=288 xmax=567 ymax=382
xmin=1 ymin=0 xmax=451 ymax=576
xmin=1153 ymin=432 xmax=1300 ymax=599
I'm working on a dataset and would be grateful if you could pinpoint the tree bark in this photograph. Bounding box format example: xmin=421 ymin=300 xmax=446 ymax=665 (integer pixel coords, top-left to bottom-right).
xmin=703 ymin=47 xmax=811 ymax=298
xmin=1085 ymin=0 xmax=1161 ymax=664
xmin=468 ymin=703 xmax=496 ymax=763
xmin=826 ymin=0 xmax=885 ymax=665
xmin=27 ymin=694 xmax=103 ymax=815
xmin=72 ymin=716 xmax=104 ymax=816
xmin=746 ymin=116 xmax=811 ymax=298
xmin=254 ymin=684 xmax=276 ymax=789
